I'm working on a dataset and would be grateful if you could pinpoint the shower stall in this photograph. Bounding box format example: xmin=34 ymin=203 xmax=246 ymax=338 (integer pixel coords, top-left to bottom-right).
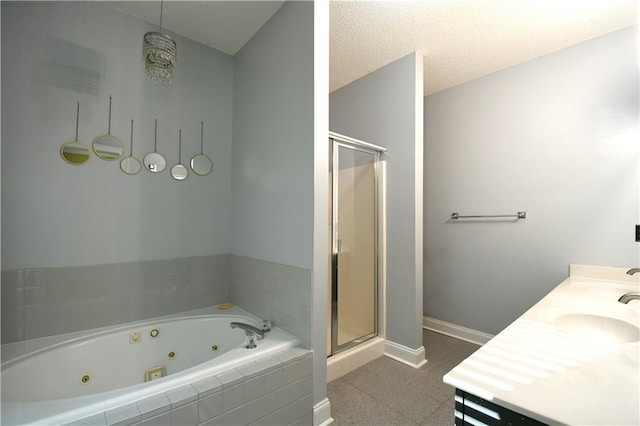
xmin=327 ymin=133 xmax=385 ymax=358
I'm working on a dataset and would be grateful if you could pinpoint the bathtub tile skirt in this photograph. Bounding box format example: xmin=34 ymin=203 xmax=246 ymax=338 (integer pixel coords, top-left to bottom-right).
xmin=136 ymin=393 xmax=171 ymax=420
xmin=217 ymin=368 xmax=245 ymax=387
xmin=62 ymin=350 xmax=313 ymax=426
xmin=192 ymin=376 xmax=223 ymax=398
xmin=170 ymin=401 xmax=198 ymax=426
xmin=236 ymin=360 xmax=264 ymax=380
xmin=165 ymin=384 xmax=199 ymax=408
xmin=198 ymin=391 xmax=223 ymax=423
xmin=105 ymin=402 xmax=141 ymax=426
xmin=139 ymin=411 xmax=171 ymax=426
xmin=222 ymin=382 xmax=246 ymax=412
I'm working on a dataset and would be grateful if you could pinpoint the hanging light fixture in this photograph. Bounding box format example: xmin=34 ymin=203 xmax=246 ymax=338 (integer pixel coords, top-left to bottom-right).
xmin=142 ymin=0 xmax=176 ymax=84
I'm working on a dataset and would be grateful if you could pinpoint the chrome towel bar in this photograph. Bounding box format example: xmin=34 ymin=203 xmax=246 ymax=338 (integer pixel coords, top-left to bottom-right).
xmin=451 ymin=211 xmax=526 ymax=220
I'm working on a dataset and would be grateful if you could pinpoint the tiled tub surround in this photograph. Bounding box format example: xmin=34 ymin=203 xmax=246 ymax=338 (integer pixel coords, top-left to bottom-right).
xmin=2 ymin=254 xmax=313 ymax=347
xmin=444 ymin=264 xmax=640 ymax=425
xmin=1 ymin=255 xmax=231 ymax=344
xmin=1 ymin=306 xmax=313 ymax=426
xmin=231 ymin=255 xmax=312 ymax=348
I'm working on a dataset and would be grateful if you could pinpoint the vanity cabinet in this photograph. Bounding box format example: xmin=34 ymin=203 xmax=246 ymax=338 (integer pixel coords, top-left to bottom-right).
xmin=454 ymin=389 xmax=547 ymax=426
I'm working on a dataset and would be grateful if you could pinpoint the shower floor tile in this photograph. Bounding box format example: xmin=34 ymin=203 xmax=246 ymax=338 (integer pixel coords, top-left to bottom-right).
xmin=327 ymin=329 xmax=480 ymax=425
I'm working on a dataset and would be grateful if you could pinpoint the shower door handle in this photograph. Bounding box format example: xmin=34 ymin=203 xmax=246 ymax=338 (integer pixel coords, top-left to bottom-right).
xmin=337 ymin=239 xmax=343 ymax=253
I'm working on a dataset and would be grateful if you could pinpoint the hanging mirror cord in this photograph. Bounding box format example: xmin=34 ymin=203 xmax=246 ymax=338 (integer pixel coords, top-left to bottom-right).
xmin=75 ymin=101 xmax=80 ymax=141
xmin=154 ymin=119 xmax=158 ymax=152
xmin=200 ymin=121 xmax=204 ymax=154
xmin=178 ymin=130 xmax=182 ymax=163
xmin=130 ymin=119 xmax=134 ymax=153
xmin=108 ymin=95 xmax=112 ymax=134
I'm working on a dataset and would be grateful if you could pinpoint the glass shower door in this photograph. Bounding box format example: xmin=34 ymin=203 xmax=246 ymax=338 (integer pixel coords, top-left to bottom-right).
xmin=330 ymin=138 xmax=380 ymax=354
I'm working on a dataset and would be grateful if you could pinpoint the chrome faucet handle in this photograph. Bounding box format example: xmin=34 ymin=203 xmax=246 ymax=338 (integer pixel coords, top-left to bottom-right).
xmin=626 ymin=268 xmax=640 ymax=275
xmin=245 ymin=334 xmax=258 ymax=349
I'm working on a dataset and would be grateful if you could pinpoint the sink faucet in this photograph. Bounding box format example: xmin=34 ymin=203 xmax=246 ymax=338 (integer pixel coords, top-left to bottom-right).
xmin=626 ymin=268 xmax=640 ymax=275
xmin=618 ymin=292 xmax=640 ymax=304
xmin=230 ymin=321 xmax=271 ymax=349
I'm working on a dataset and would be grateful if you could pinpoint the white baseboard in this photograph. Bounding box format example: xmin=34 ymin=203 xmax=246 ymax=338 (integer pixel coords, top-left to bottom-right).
xmin=384 ymin=340 xmax=428 ymax=368
xmin=423 ymin=316 xmax=493 ymax=345
xmin=327 ymin=337 xmax=385 ymax=382
xmin=313 ymin=398 xmax=333 ymax=426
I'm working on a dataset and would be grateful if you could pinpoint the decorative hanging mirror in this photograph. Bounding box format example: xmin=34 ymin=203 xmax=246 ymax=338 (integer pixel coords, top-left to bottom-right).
xmin=170 ymin=130 xmax=188 ymax=181
xmin=143 ymin=119 xmax=167 ymax=173
xmin=93 ymin=95 xmax=124 ymax=161
xmin=60 ymin=101 xmax=90 ymax=165
xmin=190 ymin=121 xmax=213 ymax=176
xmin=120 ymin=119 xmax=142 ymax=175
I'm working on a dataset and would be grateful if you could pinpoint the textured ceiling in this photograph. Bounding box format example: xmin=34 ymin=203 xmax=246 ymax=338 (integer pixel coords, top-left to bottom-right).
xmin=104 ymin=1 xmax=638 ymax=96
xmin=331 ymin=0 xmax=639 ymax=95
xmin=103 ymin=1 xmax=285 ymax=56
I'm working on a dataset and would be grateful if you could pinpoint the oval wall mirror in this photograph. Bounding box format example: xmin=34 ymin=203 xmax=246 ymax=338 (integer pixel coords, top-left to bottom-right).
xmin=93 ymin=95 xmax=124 ymax=161
xmin=170 ymin=130 xmax=188 ymax=181
xmin=61 ymin=101 xmax=90 ymax=165
xmin=143 ymin=119 xmax=166 ymax=173
xmin=190 ymin=121 xmax=213 ymax=176
xmin=120 ymin=119 xmax=142 ymax=175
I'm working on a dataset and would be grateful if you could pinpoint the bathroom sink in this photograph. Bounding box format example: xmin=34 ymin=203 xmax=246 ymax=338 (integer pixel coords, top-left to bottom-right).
xmin=552 ymin=313 xmax=640 ymax=344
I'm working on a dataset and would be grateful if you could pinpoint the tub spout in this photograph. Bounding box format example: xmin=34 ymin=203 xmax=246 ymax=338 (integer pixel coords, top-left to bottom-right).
xmin=618 ymin=292 xmax=640 ymax=304
xmin=230 ymin=322 xmax=269 ymax=340
xmin=626 ymin=268 xmax=640 ymax=275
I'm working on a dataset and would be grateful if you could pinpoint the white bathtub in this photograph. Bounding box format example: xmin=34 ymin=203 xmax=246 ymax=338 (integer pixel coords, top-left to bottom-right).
xmin=1 ymin=306 xmax=308 ymax=426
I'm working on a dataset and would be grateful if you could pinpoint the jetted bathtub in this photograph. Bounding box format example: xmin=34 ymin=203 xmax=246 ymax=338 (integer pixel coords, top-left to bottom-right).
xmin=1 ymin=305 xmax=306 ymax=425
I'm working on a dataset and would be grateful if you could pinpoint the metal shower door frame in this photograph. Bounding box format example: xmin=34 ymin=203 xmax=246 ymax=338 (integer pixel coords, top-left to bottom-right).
xmin=329 ymin=132 xmax=385 ymax=356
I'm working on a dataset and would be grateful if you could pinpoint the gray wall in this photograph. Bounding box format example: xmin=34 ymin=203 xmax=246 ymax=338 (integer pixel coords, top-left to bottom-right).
xmin=330 ymin=52 xmax=424 ymax=351
xmin=1 ymin=1 xmax=233 ymax=270
xmin=231 ymin=1 xmax=314 ymax=271
xmin=230 ymin=0 xmax=314 ymax=344
xmin=424 ymin=26 xmax=639 ymax=335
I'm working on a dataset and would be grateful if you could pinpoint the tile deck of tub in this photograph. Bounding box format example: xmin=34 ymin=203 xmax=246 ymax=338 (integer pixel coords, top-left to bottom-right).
xmin=64 ymin=347 xmax=313 ymax=426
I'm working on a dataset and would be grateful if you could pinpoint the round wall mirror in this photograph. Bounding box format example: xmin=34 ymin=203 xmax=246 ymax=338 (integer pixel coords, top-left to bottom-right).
xmin=143 ymin=152 xmax=166 ymax=173
xmin=93 ymin=135 xmax=124 ymax=161
xmin=191 ymin=121 xmax=213 ymax=176
xmin=144 ymin=119 xmax=166 ymax=173
xmin=60 ymin=101 xmax=90 ymax=165
xmin=121 ymin=156 xmax=141 ymax=175
xmin=93 ymin=96 xmax=124 ymax=161
xmin=120 ymin=119 xmax=141 ymax=175
xmin=61 ymin=141 xmax=91 ymax=165
xmin=170 ymin=130 xmax=188 ymax=181
xmin=171 ymin=164 xmax=188 ymax=181
xmin=190 ymin=154 xmax=213 ymax=176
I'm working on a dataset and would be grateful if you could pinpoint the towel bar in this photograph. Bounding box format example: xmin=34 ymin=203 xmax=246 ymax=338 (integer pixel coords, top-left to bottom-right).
xmin=451 ymin=211 xmax=526 ymax=220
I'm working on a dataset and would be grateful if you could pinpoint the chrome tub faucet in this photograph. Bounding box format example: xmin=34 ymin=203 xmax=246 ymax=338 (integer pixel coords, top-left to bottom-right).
xmin=626 ymin=268 xmax=640 ymax=275
xmin=230 ymin=320 xmax=272 ymax=349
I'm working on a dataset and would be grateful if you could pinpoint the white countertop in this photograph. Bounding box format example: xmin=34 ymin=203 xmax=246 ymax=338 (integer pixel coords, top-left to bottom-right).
xmin=443 ymin=264 xmax=640 ymax=425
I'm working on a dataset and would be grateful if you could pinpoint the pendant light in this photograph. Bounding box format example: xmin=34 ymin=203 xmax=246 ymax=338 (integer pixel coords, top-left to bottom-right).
xmin=142 ymin=0 xmax=177 ymax=84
